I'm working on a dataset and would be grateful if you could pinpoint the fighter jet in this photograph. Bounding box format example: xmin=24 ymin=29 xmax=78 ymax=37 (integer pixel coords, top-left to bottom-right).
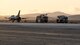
xmin=7 ymin=10 xmax=26 ymax=23
xmin=4 ymin=10 xmax=28 ymax=23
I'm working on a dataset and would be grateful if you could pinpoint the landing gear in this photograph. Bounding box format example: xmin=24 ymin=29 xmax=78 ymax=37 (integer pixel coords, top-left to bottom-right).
xmin=16 ymin=17 xmax=21 ymax=22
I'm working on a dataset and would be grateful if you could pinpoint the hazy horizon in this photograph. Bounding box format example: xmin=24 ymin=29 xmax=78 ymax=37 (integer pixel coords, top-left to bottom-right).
xmin=0 ymin=0 xmax=80 ymax=16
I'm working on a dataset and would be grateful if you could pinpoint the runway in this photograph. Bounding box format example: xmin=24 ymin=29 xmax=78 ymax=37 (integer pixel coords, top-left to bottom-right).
xmin=0 ymin=23 xmax=80 ymax=45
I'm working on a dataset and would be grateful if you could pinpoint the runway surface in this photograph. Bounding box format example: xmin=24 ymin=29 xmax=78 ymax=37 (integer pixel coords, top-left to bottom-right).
xmin=0 ymin=23 xmax=80 ymax=45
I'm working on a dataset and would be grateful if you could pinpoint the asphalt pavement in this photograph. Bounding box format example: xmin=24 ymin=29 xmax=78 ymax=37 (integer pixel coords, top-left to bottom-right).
xmin=0 ymin=23 xmax=80 ymax=45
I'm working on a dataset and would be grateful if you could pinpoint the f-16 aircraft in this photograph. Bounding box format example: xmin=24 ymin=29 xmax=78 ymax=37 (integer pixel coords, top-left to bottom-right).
xmin=9 ymin=10 xmax=21 ymax=22
xmin=8 ymin=10 xmax=26 ymax=22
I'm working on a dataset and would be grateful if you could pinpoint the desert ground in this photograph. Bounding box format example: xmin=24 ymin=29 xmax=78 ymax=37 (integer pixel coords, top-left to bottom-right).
xmin=0 ymin=23 xmax=80 ymax=45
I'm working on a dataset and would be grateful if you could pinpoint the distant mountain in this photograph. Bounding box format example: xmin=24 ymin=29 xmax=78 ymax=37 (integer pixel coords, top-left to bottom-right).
xmin=69 ymin=14 xmax=80 ymax=20
xmin=21 ymin=13 xmax=41 ymax=20
xmin=0 ymin=13 xmax=80 ymax=21
xmin=21 ymin=11 xmax=71 ymax=20
xmin=47 ymin=11 xmax=70 ymax=17
xmin=21 ymin=13 xmax=41 ymax=18
xmin=0 ymin=15 xmax=5 ymax=19
xmin=22 ymin=11 xmax=70 ymax=17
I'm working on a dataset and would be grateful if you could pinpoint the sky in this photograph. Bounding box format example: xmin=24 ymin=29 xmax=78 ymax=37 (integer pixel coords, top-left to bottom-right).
xmin=0 ymin=0 xmax=80 ymax=16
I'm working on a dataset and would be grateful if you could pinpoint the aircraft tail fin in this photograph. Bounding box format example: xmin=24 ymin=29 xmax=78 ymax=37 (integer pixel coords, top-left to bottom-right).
xmin=16 ymin=10 xmax=20 ymax=17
